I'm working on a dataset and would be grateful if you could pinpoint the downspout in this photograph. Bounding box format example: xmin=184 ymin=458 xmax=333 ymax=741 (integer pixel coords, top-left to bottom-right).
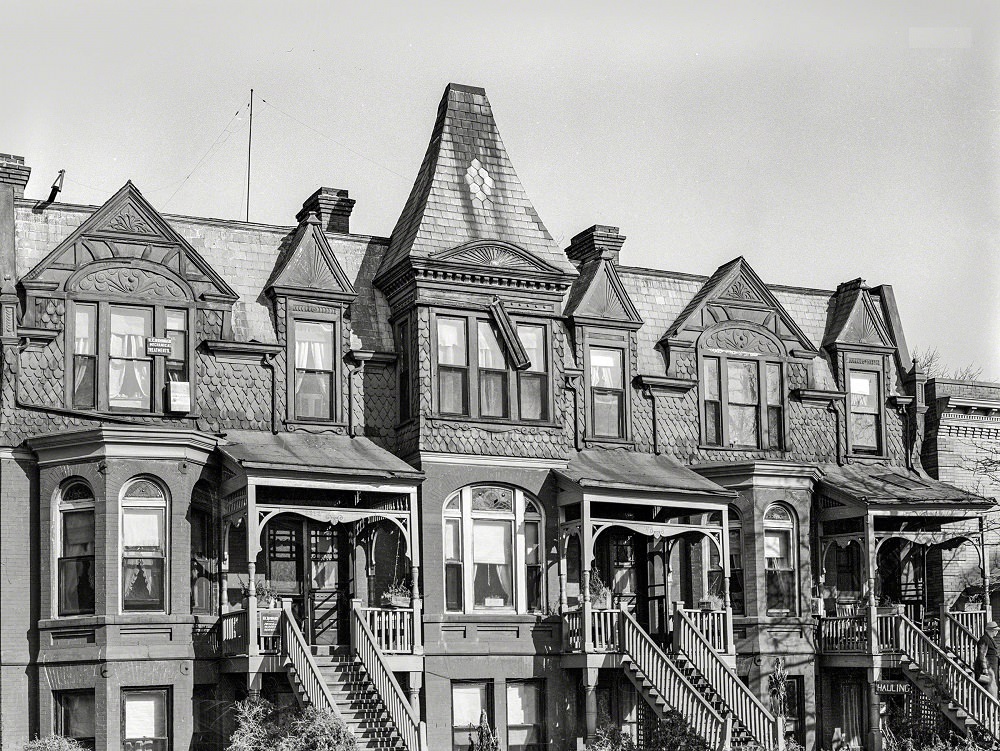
xmin=827 ymin=400 xmax=844 ymax=466
xmin=564 ymin=369 xmax=583 ymax=451
xmin=261 ymin=353 xmax=278 ymax=434
xmin=346 ymin=351 xmax=373 ymax=438
xmin=642 ymin=384 xmax=659 ymax=455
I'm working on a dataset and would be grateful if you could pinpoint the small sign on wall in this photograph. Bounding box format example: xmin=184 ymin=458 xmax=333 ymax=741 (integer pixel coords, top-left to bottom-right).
xmin=259 ymin=611 xmax=281 ymax=637
xmin=145 ymin=337 xmax=173 ymax=356
xmin=875 ymin=680 xmax=908 ymax=695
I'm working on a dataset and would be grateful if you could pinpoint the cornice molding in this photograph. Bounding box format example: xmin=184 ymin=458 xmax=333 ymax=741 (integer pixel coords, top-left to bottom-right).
xmin=28 ymin=426 xmax=220 ymax=467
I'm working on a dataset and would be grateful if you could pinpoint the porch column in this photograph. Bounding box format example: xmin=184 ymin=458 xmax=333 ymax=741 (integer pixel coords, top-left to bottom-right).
xmin=720 ymin=510 xmax=735 ymax=655
xmin=583 ymin=667 xmax=600 ymax=743
xmin=408 ymin=489 xmax=424 ymax=656
xmin=407 ymin=671 xmax=423 ymax=717
xmin=665 ymin=540 xmax=675 ymax=644
xmin=560 ymin=532 xmax=570 ymax=653
xmin=863 ymin=513 xmax=881 ymax=751
xmin=981 ymin=515 xmax=992 ymax=620
xmin=582 ymin=502 xmax=594 ymax=653
xmin=246 ymin=482 xmax=260 ymax=659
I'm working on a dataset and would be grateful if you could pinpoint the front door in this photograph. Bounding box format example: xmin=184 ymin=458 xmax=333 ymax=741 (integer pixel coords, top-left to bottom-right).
xmin=307 ymin=522 xmax=350 ymax=646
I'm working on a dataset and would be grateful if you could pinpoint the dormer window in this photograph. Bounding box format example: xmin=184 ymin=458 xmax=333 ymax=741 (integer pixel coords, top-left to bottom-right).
xmin=848 ymin=365 xmax=883 ymax=455
xmin=433 ymin=311 xmax=551 ymax=422
xmin=701 ymin=354 xmax=784 ymax=450
xmin=589 ymin=346 xmax=625 ymax=438
xmin=293 ymin=319 xmax=337 ymax=420
xmin=69 ymin=300 xmax=192 ymax=414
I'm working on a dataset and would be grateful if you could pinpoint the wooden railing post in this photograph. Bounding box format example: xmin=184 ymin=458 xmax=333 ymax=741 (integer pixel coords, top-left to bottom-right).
xmin=940 ymin=603 xmax=951 ymax=652
xmin=582 ymin=569 xmax=594 ymax=653
xmin=351 ymin=598 xmax=362 ymax=652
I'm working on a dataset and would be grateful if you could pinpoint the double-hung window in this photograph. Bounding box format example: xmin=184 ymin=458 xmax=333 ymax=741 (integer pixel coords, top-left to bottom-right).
xmin=763 ymin=504 xmax=797 ymax=615
xmin=293 ymin=319 xmax=337 ymax=421
xmin=58 ymin=483 xmax=96 ymax=617
xmin=56 ymin=690 xmax=96 ymax=750
xmin=443 ymin=486 xmax=545 ymax=614
xmin=702 ymin=355 xmax=784 ymax=449
xmin=434 ymin=313 xmax=550 ymax=422
xmin=589 ymin=347 xmax=625 ymax=438
xmin=848 ymin=368 xmax=882 ymax=455
xmin=122 ymin=688 xmax=170 ymax=751
xmin=121 ymin=480 xmax=168 ymax=612
xmin=452 ymin=681 xmax=493 ymax=751
xmin=507 ymin=681 xmax=545 ymax=751
xmin=70 ymin=301 xmax=191 ymax=413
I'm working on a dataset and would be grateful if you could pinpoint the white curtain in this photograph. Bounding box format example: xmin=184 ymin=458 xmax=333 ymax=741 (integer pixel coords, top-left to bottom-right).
xmin=295 ymin=321 xmax=334 ymax=370
xmin=590 ymin=349 xmax=621 ymax=388
xmin=123 ymin=509 xmax=163 ymax=549
xmin=125 ymin=693 xmax=164 ymax=739
xmin=452 ymin=684 xmax=486 ymax=728
xmin=473 ymin=521 xmax=511 ymax=564
xmin=477 ymin=323 xmax=505 ymax=368
xmin=109 ymin=308 xmax=151 ymax=403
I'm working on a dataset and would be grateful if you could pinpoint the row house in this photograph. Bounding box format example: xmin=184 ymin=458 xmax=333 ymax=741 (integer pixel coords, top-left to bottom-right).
xmin=0 ymin=84 xmax=995 ymax=751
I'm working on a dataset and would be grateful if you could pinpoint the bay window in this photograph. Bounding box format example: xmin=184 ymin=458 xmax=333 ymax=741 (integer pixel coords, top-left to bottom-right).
xmin=121 ymin=480 xmax=168 ymax=612
xmin=442 ymin=486 xmax=545 ymax=614
xmin=58 ymin=482 xmax=96 ymax=617
xmin=434 ymin=312 xmax=551 ymax=422
xmin=293 ymin=319 xmax=336 ymax=420
xmin=589 ymin=346 xmax=625 ymax=438
xmin=122 ymin=688 xmax=170 ymax=751
xmin=701 ymin=355 xmax=784 ymax=449
xmin=763 ymin=503 xmax=797 ymax=615
xmin=69 ymin=301 xmax=191 ymax=413
xmin=848 ymin=368 xmax=882 ymax=455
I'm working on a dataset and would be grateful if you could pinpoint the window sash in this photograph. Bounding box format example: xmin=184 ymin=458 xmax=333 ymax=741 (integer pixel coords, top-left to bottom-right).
xmin=439 ymin=366 xmax=469 ymax=415
xmin=592 ymin=388 xmax=624 ymax=438
xmin=702 ymin=355 xmax=784 ymax=449
xmin=59 ymin=555 xmax=96 ymax=616
xmin=57 ymin=691 xmax=96 ymax=750
xmin=123 ymin=689 xmax=169 ymax=751
xmin=849 ymin=369 xmax=882 ymax=453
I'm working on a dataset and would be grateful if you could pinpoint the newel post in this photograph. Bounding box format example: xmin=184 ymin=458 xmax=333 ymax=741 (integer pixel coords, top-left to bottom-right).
xmin=582 ymin=568 xmax=594 ymax=654
xmin=351 ymin=598 xmax=362 ymax=652
xmin=939 ymin=603 xmax=951 ymax=651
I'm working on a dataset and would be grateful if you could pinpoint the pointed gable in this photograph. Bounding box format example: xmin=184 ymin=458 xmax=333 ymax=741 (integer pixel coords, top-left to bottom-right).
xmin=822 ymin=278 xmax=894 ymax=349
xmin=20 ymin=181 xmax=237 ymax=302
xmin=375 ymin=83 xmax=577 ymax=284
xmin=564 ymin=257 xmax=643 ymax=328
xmin=660 ymin=257 xmax=817 ymax=356
xmin=265 ymin=213 xmax=356 ymax=302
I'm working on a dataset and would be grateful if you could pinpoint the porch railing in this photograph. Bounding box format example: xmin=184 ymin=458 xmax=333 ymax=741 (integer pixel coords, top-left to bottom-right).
xmin=592 ymin=609 xmax=622 ymax=652
xmin=949 ymin=608 xmax=986 ymax=639
xmin=820 ymin=615 xmax=867 ymax=653
xmin=564 ymin=608 xmax=583 ymax=651
xmin=877 ymin=612 xmax=900 ymax=653
xmin=941 ymin=611 xmax=979 ymax=673
xmin=673 ymin=606 xmax=778 ymax=749
xmin=351 ymin=602 xmax=427 ymax=751
xmin=361 ymin=607 xmax=414 ymax=654
xmin=681 ymin=608 xmax=729 ymax=654
xmin=620 ymin=608 xmax=729 ymax=750
xmin=279 ymin=602 xmax=341 ymax=718
xmin=220 ymin=610 xmax=249 ymax=656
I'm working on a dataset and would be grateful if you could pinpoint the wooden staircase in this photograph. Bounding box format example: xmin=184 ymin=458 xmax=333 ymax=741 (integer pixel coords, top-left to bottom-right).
xmin=672 ymin=655 xmax=756 ymax=748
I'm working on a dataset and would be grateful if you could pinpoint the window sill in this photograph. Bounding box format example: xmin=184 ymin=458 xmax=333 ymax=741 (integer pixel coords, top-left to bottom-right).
xmin=285 ymin=419 xmax=347 ymax=431
xmin=39 ymin=613 xmax=198 ymax=629
xmin=430 ymin=613 xmax=553 ymax=624
xmin=698 ymin=444 xmax=786 ymax=453
xmin=428 ymin=415 xmax=563 ymax=431
xmin=78 ymin=409 xmax=202 ymax=420
xmin=584 ymin=437 xmax=635 ymax=448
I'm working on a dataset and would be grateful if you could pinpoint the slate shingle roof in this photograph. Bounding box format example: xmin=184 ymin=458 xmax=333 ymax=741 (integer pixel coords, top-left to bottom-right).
xmin=557 ymin=448 xmax=734 ymax=496
xmin=819 ymin=464 xmax=993 ymax=507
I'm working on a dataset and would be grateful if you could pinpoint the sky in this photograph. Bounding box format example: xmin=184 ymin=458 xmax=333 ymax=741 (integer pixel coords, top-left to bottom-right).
xmin=3 ymin=1 xmax=999 ymax=378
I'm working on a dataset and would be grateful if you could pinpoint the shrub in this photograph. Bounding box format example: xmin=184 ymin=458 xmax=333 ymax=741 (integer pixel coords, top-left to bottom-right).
xmin=23 ymin=737 xmax=87 ymax=751
xmin=228 ymin=698 xmax=356 ymax=751
xmin=586 ymin=722 xmax=637 ymax=751
xmin=645 ymin=711 xmax=709 ymax=751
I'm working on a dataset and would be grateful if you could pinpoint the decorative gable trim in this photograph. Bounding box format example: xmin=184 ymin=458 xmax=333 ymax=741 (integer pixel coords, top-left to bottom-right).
xmin=564 ymin=258 xmax=643 ymax=330
xmin=659 ymin=257 xmax=817 ymax=358
xmin=427 ymin=239 xmax=566 ymax=277
xmin=265 ymin=214 xmax=356 ymax=303
xmin=20 ymin=182 xmax=238 ymax=302
xmin=823 ymin=281 xmax=895 ymax=351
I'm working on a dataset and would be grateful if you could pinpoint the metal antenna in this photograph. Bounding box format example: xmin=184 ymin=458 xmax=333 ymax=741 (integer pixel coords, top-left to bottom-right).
xmin=246 ymin=88 xmax=253 ymax=222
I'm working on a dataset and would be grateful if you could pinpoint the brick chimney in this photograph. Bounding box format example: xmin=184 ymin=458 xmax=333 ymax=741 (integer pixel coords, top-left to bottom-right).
xmin=565 ymin=225 xmax=626 ymax=267
xmin=296 ymin=187 xmax=355 ymax=234
xmin=0 ymin=154 xmax=31 ymax=199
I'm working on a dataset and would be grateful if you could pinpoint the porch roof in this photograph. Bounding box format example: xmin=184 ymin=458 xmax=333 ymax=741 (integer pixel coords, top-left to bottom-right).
xmin=556 ymin=449 xmax=734 ymax=497
xmin=819 ymin=464 xmax=994 ymax=509
xmin=219 ymin=431 xmax=423 ymax=481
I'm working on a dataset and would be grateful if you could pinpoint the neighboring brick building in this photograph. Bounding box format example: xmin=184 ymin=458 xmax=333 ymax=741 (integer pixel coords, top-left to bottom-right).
xmin=0 ymin=84 xmax=993 ymax=751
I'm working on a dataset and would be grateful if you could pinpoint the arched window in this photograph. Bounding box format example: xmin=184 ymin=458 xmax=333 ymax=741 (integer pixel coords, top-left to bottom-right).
xmin=121 ymin=478 xmax=168 ymax=612
xmin=708 ymin=506 xmax=745 ymax=615
xmin=443 ymin=485 xmax=545 ymax=614
xmin=763 ymin=503 xmax=797 ymax=616
xmin=58 ymin=481 xmax=96 ymax=617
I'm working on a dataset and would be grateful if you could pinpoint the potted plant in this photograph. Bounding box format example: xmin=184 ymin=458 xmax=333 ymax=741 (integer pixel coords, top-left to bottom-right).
xmin=240 ymin=577 xmax=280 ymax=608
xmin=382 ymin=582 xmax=412 ymax=608
xmin=589 ymin=571 xmax=611 ymax=609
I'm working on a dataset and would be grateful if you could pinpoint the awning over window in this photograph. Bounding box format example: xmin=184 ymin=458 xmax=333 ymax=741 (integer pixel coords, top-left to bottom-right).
xmin=819 ymin=464 xmax=993 ymax=510
xmin=556 ymin=449 xmax=733 ymax=498
xmin=219 ymin=430 xmax=423 ymax=481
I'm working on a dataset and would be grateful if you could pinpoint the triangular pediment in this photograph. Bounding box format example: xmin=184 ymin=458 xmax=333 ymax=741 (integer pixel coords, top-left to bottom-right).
xmin=428 ymin=240 xmax=564 ymax=277
xmin=660 ymin=257 xmax=817 ymax=354
xmin=266 ymin=214 xmax=355 ymax=301
xmin=20 ymin=182 xmax=237 ymax=302
xmin=564 ymin=258 xmax=643 ymax=327
xmin=823 ymin=279 xmax=894 ymax=349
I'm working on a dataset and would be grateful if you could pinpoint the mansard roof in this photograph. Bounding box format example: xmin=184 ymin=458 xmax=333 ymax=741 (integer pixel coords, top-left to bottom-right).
xmin=376 ymin=83 xmax=577 ymax=282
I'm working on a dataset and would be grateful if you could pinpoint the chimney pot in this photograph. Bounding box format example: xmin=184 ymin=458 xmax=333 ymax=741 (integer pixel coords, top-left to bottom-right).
xmin=0 ymin=154 xmax=31 ymax=199
xmin=566 ymin=224 xmax=626 ymax=266
xmin=296 ymin=187 xmax=355 ymax=234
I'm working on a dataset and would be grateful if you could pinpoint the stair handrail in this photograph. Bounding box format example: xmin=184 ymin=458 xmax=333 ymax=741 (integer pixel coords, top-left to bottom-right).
xmin=943 ymin=612 xmax=978 ymax=673
xmin=352 ymin=602 xmax=426 ymax=751
xmin=674 ymin=606 xmax=778 ymax=749
xmin=896 ymin=613 xmax=1000 ymax=739
xmin=278 ymin=602 xmax=342 ymax=720
xmin=618 ymin=607 xmax=728 ymax=750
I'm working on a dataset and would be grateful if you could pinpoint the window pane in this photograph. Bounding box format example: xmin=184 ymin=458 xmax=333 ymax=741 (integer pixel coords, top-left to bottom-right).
xmin=728 ymin=404 xmax=758 ymax=446
xmin=524 ymin=522 xmax=540 ymax=566
xmin=852 ymin=413 xmax=879 ymax=450
xmin=123 ymin=508 xmax=164 ymax=551
xmin=480 ymin=370 xmax=508 ymax=418
xmin=766 ymin=363 xmax=781 ymax=405
xmin=727 ymin=360 xmax=758 ymax=405
xmin=59 ymin=691 xmax=96 ymax=745
xmin=593 ymin=391 xmax=623 ymax=437
xmin=518 ymin=325 xmax=546 ymax=373
xmin=446 ymin=563 xmax=464 ymax=611
xmin=123 ymin=557 xmax=165 ymax=610
xmin=705 ymin=401 xmax=721 ymax=445
xmin=767 ymin=405 xmax=783 ymax=449
xmin=473 ymin=520 xmax=512 ymax=608
xmin=703 ymin=358 xmax=720 ymax=401
xmin=507 ymin=682 xmax=539 ymax=724
xmin=764 ymin=530 xmax=791 ymax=569
xmin=64 ymin=510 xmax=95 ymax=556
xmin=124 ymin=690 xmax=167 ymax=740
xmin=590 ymin=348 xmax=623 ymax=389
xmin=453 ymin=683 xmax=488 ymax=728
xmin=477 ymin=321 xmax=505 ymax=369
xmin=109 ymin=307 xmax=152 ymax=357
xmin=444 ymin=518 xmax=462 ymax=560
xmin=295 ymin=321 xmax=334 ymax=370
xmin=74 ymin=304 xmax=97 ymax=355
xmin=294 ymin=371 xmax=332 ymax=419
xmin=109 ymin=360 xmax=151 ymax=409
xmin=166 ymin=330 xmax=186 ymax=363
xmin=438 ymin=318 xmax=468 ymax=366
xmin=767 ymin=570 xmax=796 ymax=614
xmin=519 ymin=373 xmax=546 ymax=421
xmin=439 ymin=368 xmax=468 ymax=414
xmin=58 ymin=557 xmax=95 ymax=615
xmin=850 ymin=372 xmax=878 ymax=414
xmin=73 ymin=355 xmax=97 ymax=409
